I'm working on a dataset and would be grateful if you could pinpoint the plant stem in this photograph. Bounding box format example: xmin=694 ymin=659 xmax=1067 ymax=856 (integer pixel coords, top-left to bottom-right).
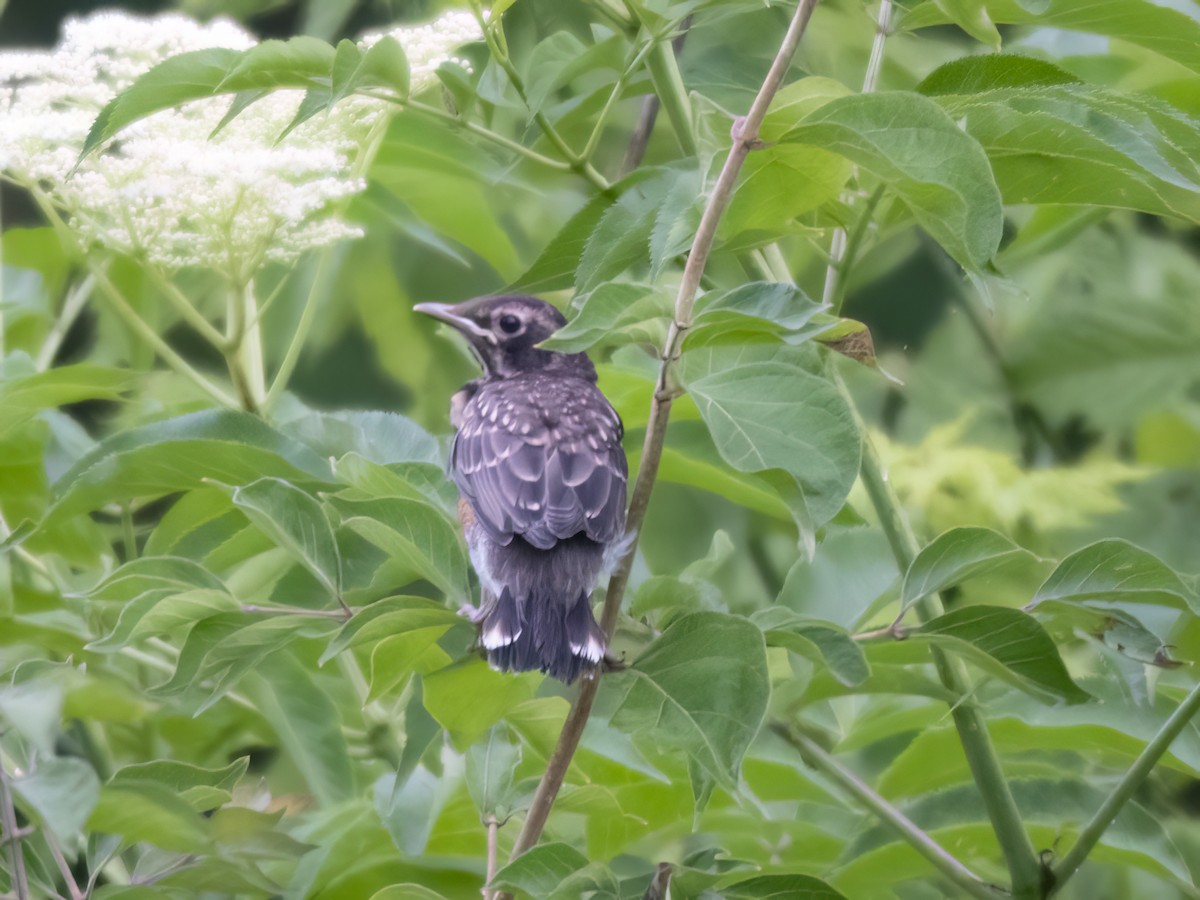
xmin=828 ymin=185 xmax=884 ymax=314
xmin=777 ymin=726 xmax=1002 ymax=900
xmin=821 ymin=0 xmax=893 ymax=307
xmin=644 ymin=35 xmax=697 ymax=156
xmin=1051 ymin=681 xmax=1200 ymax=894
xmin=0 ymin=765 xmax=29 ymax=900
xmin=485 ymin=816 xmax=499 ymax=899
xmin=503 ymin=0 xmax=821 ymax=870
xmin=241 ymin=604 xmax=351 ymax=619
xmin=146 ymin=267 xmax=228 ymax=350
xmin=854 ymin=409 xmax=1041 ymax=899
xmin=35 ymin=273 xmax=96 ymax=371
xmin=89 ymin=266 xmax=238 ymax=409
xmin=41 ymin=827 xmax=83 ymax=900
xmin=120 ymin=503 xmax=137 ymax=561
xmin=582 ymin=39 xmax=660 ymax=162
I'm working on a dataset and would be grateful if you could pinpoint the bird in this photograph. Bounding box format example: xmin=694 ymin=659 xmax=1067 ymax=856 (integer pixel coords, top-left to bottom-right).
xmin=414 ymin=294 xmax=629 ymax=683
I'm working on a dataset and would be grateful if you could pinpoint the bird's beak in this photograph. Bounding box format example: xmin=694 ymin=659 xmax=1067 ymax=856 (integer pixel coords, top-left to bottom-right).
xmin=413 ymin=301 xmax=496 ymax=344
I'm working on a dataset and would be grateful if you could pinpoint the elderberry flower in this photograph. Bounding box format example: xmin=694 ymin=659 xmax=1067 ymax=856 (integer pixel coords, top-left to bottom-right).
xmin=0 ymin=8 xmax=483 ymax=284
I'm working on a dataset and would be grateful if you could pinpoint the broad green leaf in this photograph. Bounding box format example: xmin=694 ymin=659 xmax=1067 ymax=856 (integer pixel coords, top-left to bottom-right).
xmin=245 ymin=652 xmax=355 ymax=806
xmin=466 ymin=724 xmax=521 ymax=818
xmin=911 ymin=605 xmax=1090 ymax=704
xmin=281 ymin=409 xmax=441 ymax=466
xmin=931 ymin=0 xmax=1002 ymax=47
xmin=331 ymin=455 xmax=456 ymax=514
xmin=901 ymin=526 xmax=1039 ymax=610
xmin=681 ymin=345 xmax=861 ymax=526
xmin=490 ymin=842 xmax=590 ymax=897
xmin=722 ymin=874 xmax=847 ymax=899
xmin=422 ymin=659 xmax=537 ymax=748
xmin=86 ymin=588 xmax=239 ymax=651
xmin=86 ymin=556 xmax=228 ymax=603
xmin=353 ymin=36 xmax=410 ymax=98
xmin=782 ymin=92 xmax=1003 ymax=270
xmin=330 ymin=39 xmax=364 ymax=102
xmin=331 ymin=495 xmax=469 ymax=600
xmin=722 ymin=145 xmax=852 ymax=238
xmin=1032 ymin=539 xmax=1197 ymax=611
xmin=0 ymin=679 xmax=64 ymax=756
xmin=217 ymin=36 xmax=335 ymax=92
xmin=369 ymin=887 xmax=451 ymax=900
xmin=916 ymin=54 xmax=1080 ymax=95
xmin=686 ymin=281 xmax=827 ymax=349
xmin=904 ymin=0 xmax=1200 ymax=76
xmin=320 ymin=595 xmax=461 ymax=664
xmin=539 ymin=283 xmax=671 ymax=353
xmin=109 ymin=758 xmax=247 ymax=812
xmin=0 ymin=364 xmax=134 ymax=439
xmin=929 ymin=83 xmax=1200 ymax=223
xmin=83 ymin=48 xmax=243 ymax=154
xmin=88 ymin=781 xmax=212 ymax=852
xmin=508 ymin=190 xmax=618 ymax=293
xmin=225 ymin=477 xmax=343 ymax=602
xmin=609 ymin=612 xmax=769 ymax=786
xmin=760 ymin=76 xmax=853 ymax=143
xmin=367 ymin=628 xmax=454 ymax=700
xmin=46 ymin=410 xmax=329 ymax=526
xmin=755 ymin=609 xmax=870 ymax=688
xmin=12 ymin=757 xmax=100 ymax=844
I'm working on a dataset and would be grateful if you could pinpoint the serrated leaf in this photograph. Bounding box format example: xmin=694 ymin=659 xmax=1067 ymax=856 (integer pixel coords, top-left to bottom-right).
xmin=88 ymin=781 xmax=212 ymax=852
xmin=12 ymin=757 xmax=100 ymax=845
xmin=755 ymin=609 xmax=870 ymax=687
xmin=539 ymin=283 xmax=671 ymax=353
xmin=422 ymin=659 xmax=537 ymax=748
xmin=902 ymin=526 xmax=1039 ymax=611
xmin=1032 ymin=539 xmax=1198 ymax=611
xmin=917 ymin=54 xmax=1080 ymax=95
xmin=320 ymin=595 xmax=461 ymax=665
xmin=490 ymin=842 xmax=591 ymax=897
xmin=609 ymin=612 xmax=769 ymax=786
xmin=217 ymin=36 xmax=335 ymax=92
xmin=722 ymin=874 xmax=847 ymax=899
xmin=680 ymin=344 xmax=860 ymax=526
xmin=508 ymin=190 xmax=618 ymax=293
xmin=782 ymin=91 xmax=1003 ymax=270
xmin=0 ymin=364 xmax=134 ymax=439
xmin=225 ymin=477 xmax=343 ymax=602
xmin=331 ymin=495 xmax=469 ymax=600
xmin=686 ymin=281 xmax=826 ymax=349
xmin=45 ymin=410 xmax=329 ymax=527
xmin=110 ymin=757 xmax=248 ymax=811
xmin=466 ymin=724 xmax=521 ymax=818
xmin=87 ymin=588 xmax=239 ymax=652
xmin=912 ymin=605 xmax=1090 ymax=704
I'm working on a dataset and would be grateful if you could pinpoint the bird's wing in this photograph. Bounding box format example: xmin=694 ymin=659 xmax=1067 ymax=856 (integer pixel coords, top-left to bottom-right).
xmin=450 ymin=378 xmax=627 ymax=550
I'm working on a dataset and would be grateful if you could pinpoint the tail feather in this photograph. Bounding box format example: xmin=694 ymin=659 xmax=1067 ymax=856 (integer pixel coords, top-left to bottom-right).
xmin=479 ymin=589 xmax=605 ymax=683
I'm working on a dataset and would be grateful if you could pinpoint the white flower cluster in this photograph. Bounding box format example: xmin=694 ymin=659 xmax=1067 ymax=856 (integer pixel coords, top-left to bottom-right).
xmin=0 ymin=8 xmax=482 ymax=283
xmin=361 ymin=10 xmax=482 ymax=87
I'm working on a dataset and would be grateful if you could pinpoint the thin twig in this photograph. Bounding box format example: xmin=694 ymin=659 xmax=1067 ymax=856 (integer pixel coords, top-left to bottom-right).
xmin=42 ymin=827 xmax=83 ymax=900
xmin=776 ymin=726 xmax=1002 ymax=900
xmin=503 ymin=0 xmax=821 ymax=870
xmin=821 ymin=0 xmax=893 ymax=307
xmin=484 ymin=816 xmax=499 ymax=899
xmin=35 ymin=273 xmax=96 ymax=371
xmin=1051 ymin=681 xmax=1200 ymax=894
xmin=0 ymin=766 xmax=29 ymax=900
xmin=621 ymin=96 xmax=660 ymax=177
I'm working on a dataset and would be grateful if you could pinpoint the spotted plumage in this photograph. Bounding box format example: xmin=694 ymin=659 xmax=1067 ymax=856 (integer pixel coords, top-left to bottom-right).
xmin=415 ymin=295 xmax=628 ymax=682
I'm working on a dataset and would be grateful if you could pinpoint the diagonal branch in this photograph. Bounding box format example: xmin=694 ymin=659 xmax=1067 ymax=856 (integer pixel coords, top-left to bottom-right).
xmin=1051 ymin=680 xmax=1200 ymax=894
xmin=776 ymin=725 xmax=1003 ymax=900
xmin=0 ymin=765 xmax=29 ymax=900
xmin=503 ymin=0 xmax=821 ymax=868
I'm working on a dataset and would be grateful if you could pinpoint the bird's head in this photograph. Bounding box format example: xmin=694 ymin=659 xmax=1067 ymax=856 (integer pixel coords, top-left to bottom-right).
xmin=414 ymin=294 xmax=595 ymax=380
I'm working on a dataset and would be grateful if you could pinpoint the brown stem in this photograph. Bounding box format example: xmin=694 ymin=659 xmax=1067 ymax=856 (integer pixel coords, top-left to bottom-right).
xmin=0 ymin=766 xmax=29 ymax=900
xmin=502 ymin=0 xmax=821 ymax=870
xmin=484 ymin=816 xmax=499 ymax=899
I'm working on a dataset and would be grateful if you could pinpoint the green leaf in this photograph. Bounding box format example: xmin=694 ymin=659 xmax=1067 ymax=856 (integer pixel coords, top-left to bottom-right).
xmin=225 ymin=477 xmax=343 ymax=602
xmin=917 ymin=54 xmax=1081 ymax=95
xmin=722 ymin=144 xmax=852 ymax=238
xmin=911 ymin=605 xmax=1090 ymax=704
xmin=331 ymin=495 xmax=469 ymax=600
xmin=83 ymin=48 xmax=242 ymax=154
xmin=466 ymin=724 xmax=521 ymax=819
xmin=0 ymin=364 xmax=134 ymax=439
xmin=508 ymin=190 xmax=618 ymax=293
xmin=782 ymin=91 xmax=1003 ymax=270
xmin=369 ymin=887 xmax=452 ymax=900
xmin=217 ymin=36 xmax=336 ymax=92
xmin=0 ymin=679 xmax=64 ymax=756
xmin=754 ymin=609 xmax=870 ymax=687
xmin=930 ymin=0 xmax=1002 ymax=48
xmin=11 ymin=757 xmax=100 ymax=845
xmin=490 ymin=842 xmax=590 ymax=897
xmin=930 ymin=83 xmax=1200 ymax=223
xmin=283 ymin=409 xmax=441 ymax=466
xmin=357 ymin=36 xmax=410 ymax=98
xmin=904 ymin=0 xmax=1200 ymax=76
xmin=245 ymin=652 xmax=355 ymax=806
xmin=1032 ymin=539 xmax=1198 ymax=611
xmin=902 ymin=526 xmax=1039 ymax=611
xmin=88 ymin=781 xmax=212 ymax=852
xmin=109 ymin=758 xmax=247 ymax=812
xmin=86 ymin=556 xmax=228 ymax=602
xmin=539 ymin=283 xmax=671 ymax=353
xmin=687 ymin=281 xmax=827 ymax=349
xmin=722 ymin=874 xmax=847 ymax=899
xmin=45 ymin=410 xmax=329 ymax=527
xmin=320 ymin=596 xmax=461 ymax=665
xmin=422 ymin=660 xmax=537 ymax=748
xmin=86 ymin=587 xmax=239 ymax=652
xmin=680 ymin=345 xmax=861 ymax=526
xmin=609 ymin=612 xmax=769 ymax=786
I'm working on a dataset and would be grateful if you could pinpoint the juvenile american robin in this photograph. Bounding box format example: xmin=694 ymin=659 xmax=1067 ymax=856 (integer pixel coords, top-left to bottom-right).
xmin=414 ymin=295 xmax=629 ymax=683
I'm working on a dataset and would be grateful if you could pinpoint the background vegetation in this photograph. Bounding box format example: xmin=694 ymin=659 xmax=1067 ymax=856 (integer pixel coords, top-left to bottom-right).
xmin=3 ymin=0 xmax=1200 ymax=898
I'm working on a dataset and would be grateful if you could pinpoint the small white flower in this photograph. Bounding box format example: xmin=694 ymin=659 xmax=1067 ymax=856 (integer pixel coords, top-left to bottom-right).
xmin=0 ymin=8 xmax=482 ymax=283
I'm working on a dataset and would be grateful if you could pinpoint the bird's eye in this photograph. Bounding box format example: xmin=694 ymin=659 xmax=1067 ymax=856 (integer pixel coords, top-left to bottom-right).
xmin=497 ymin=314 xmax=522 ymax=334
